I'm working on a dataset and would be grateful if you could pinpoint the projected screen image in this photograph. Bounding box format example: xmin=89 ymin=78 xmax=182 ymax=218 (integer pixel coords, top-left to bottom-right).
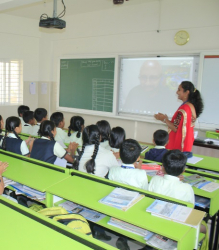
xmin=118 ymin=57 xmax=199 ymax=117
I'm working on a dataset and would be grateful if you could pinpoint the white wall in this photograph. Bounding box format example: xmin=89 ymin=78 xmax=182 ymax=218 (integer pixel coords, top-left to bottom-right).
xmin=0 ymin=14 xmax=41 ymax=118
xmin=2 ymin=0 xmax=219 ymax=143
xmin=37 ymin=0 xmax=219 ymax=143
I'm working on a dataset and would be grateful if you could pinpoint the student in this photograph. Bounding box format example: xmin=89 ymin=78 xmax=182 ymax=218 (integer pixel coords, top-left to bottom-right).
xmin=2 ymin=117 xmax=29 ymax=156
xmin=96 ymin=120 xmax=111 ymax=149
xmin=32 ymin=108 xmax=48 ymax=136
xmin=22 ymin=111 xmax=35 ymax=135
xmin=17 ymin=105 xmax=30 ymax=126
xmin=108 ymin=139 xmax=148 ymax=190
xmin=50 ymin=112 xmax=67 ymax=144
xmin=65 ymin=116 xmax=84 ymax=146
xmin=145 ymin=129 xmax=168 ymax=163
xmin=148 ymin=150 xmax=194 ymax=204
xmin=30 ymin=120 xmax=77 ymax=165
xmin=74 ymin=125 xmax=119 ymax=178
xmin=107 ymin=126 xmax=126 ymax=153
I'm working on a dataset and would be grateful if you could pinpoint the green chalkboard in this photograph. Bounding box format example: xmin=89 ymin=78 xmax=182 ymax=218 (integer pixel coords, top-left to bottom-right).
xmin=59 ymin=58 xmax=115 ymax=112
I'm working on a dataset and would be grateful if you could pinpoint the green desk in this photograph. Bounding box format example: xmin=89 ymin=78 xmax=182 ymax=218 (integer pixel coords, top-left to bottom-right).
xmin=0 ymin=196 xmax=115 ymax=250
xmin=47 ymin=175 xmax=198 ymax=250
xmin=0 ymin=152 xmax=69 ymax=207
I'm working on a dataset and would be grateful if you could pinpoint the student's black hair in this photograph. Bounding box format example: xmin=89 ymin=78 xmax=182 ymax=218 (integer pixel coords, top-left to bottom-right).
xmin=181 ymin=81 xmax=204 ymax=118
xmin=153 ymin=129 xmax=169 ymax=146
xmin=34 ymin=108 xmax=47 ymax=122
xmin=162 ymin=150 xmax=187 ymax=176
xmin=68 ymin=116 xmax=84 ymax=138
xmin=38 ymin=120 xmax=55 ymax=141
xmin=18 ymin=105 xmax=30 ymax=117
xmin=96 ymin=120 xmax=111 ymax=142
xmin=73 ymin=125 xmax=100 ymax=173
xmin=2 ymin=116 xmax=21 ymax=150
xmin=109 ymin=127 xmax=126 ymax=149
xmin=0 ymin=115 xmax=2 ymax=134
xmin=23 ymin=111 xmax=34 ymax=124
xmin=120 ymin=139 xmax=141 ymax=164
xmin=50 ymin=112 xmax=64 ymax=127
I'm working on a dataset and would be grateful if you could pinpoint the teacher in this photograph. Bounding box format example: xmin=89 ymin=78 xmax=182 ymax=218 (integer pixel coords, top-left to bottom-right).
xmin=154 ymin=81 xmax=204 ymax=152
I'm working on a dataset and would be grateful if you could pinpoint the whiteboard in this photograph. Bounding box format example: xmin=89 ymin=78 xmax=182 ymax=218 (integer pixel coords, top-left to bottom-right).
xmin=198 ymin=54 xmax=219 ymax=127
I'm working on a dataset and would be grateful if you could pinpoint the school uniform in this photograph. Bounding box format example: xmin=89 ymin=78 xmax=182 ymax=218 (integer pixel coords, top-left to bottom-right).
xmin=148 ymin=175 xmax=195 ymax=205
xmin=65 ymin=131 xmax=83 ymax=146
xmin=55 ymin=127 xmax=68 ymax=144
xmin=30 ymin=136 xmax=67 ymax=164
xmin=5 ymin=133 xmax=29 ymax=156
xmin=31 ymin=123 xmax=41 ymax=136
xmin=78 ymin=144 xmax=119 ymax=178
xmin=108 ymin=164 xmax=148 ymax=190
xmin=19 ymin=117 xmax=25 ymax=126
xmin=100 ymin=140 xmax=110 ymax=149
xmin=105 ymin=144 xmax=120 ymax=153
xmin=144 ymin=146 xmax=167 ymax=163
xmin=22 ymin=123 xmax=33 ymax=135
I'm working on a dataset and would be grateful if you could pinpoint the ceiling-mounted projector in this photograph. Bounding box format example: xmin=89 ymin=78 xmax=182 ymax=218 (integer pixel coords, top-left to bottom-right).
xmin=113 ymin=0 xmax=129 ymax=4
xmin=39 ymin=0 xmax=66 ymax=29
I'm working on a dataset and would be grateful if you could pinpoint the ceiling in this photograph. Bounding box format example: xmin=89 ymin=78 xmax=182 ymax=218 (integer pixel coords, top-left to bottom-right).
xmin=0 ymin=0 xmax=149 ymax=20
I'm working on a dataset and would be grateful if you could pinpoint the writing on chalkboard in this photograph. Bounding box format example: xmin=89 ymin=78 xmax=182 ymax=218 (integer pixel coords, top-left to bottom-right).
xmin=59 ymin=58 xmax=115 ymax=113
xmin=92 ymin=78 xmax=114 ymax=112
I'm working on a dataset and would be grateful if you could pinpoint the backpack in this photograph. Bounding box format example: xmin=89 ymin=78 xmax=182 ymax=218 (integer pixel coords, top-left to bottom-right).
xmin=38 ymin=207 xmax=92 ymax=237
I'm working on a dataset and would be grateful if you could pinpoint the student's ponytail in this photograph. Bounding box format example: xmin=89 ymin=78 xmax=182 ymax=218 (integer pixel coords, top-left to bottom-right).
xmin=73 ymin=143 xmax=86 ymax=170
xmin=12 ymin=129 xmax=21 ymax=140
xmin=2 ymin=129 xmax=7 ymax=150
xmin=68 ymin=116 xmax=84 ymax=138
xmin=181 ymin=81 xmax=204 ymax=118
xmin=38 ymin=120 xmax=55 ymax=140
xmin=85 ymin=136 xmax=99 ymax=174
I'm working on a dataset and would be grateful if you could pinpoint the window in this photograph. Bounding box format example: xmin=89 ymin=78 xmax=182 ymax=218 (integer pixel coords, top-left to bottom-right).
xmin=0 ymin=60 xmax=23 ymax=105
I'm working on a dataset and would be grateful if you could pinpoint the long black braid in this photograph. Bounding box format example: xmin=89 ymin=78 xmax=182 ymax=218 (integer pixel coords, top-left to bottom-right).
xmin=73 ymin=143 xmax=86 ymax=170
xmin=85 ymin=136 xmax=99 ymax=174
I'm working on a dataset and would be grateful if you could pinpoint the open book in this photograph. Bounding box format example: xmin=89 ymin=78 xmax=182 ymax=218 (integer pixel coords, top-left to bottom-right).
xmin=183 ymin=174 xmax=219 ymax=192
xmin=99 ymin=188 xmax=144 ymax=211
xmin=146 ymin=200 xmax=205 ymax=228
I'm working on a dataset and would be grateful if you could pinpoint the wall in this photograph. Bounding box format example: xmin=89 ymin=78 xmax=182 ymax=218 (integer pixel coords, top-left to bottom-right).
xmin=0 ymin=14 xmax=40 ymax=118
xmin=38 ymin=0 xmax=219 ymax=143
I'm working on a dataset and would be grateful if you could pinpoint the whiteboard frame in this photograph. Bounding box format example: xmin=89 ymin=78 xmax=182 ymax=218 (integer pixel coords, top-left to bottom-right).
xmin=56 ymin=54 xmax=119 ymax=117
xmin=196 ymin=51 xmax=219 ymax=130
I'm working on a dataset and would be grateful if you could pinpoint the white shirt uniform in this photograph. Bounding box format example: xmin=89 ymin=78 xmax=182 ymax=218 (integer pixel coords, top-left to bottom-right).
xmin=7 ymin=133 xmax=29 ymax=156
xmin=55 ymin=127 xmax=68 ymax=144
xmin=65 ymin=131 xmax=83 ymax=146
xmin=78 ymin=144 xmax=119 ymax=178
xmin=105 ymin=144 xmax=120 ymax=153
xmin=19 ymin=117 xmax=25 ymax=126
xmin=148 ymin=175 xmax=195 ymax=205
xmin=100 ymin=140 xmax=110 ymax=149
xmin=22 ymin=123 xmax=33 ymax=135
xmin=31 ymin=123 xmax=41 ymax=136
xmin=109 ymin=164 xmax=148 ymax=190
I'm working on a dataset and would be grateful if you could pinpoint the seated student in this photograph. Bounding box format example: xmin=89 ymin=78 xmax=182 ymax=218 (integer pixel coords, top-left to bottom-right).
xmin=30 ymin=120 xmax=78 ymax=165
xmin=0 ymin=161 xmax=8 ymax=195
xmin=96 ymin=120 xmax=111 ymax=149
xmin=74 ymin=125 xmax=119 ymax=178
xmin=148 ymin=150 xmax=194 ymax=204
xmin=32 ymin=108 xmax=48 ymax=136
xmin=145 ymin=129 xmax=168 ymax=163
xmin=22 ymin=111 xmax=35 ymax=135
xmin=106 ymin=126 xmax=126 ymax=153
xmin=108 ymin=139 xmax=148 ymax=190
xmin=1 ymin=117 xmax=29 ymax=156
xmin=18 ymin=105 xmax=30 ymax=126
xmin=65 ymin=116 xmax=84 ymax=146
xmin=50 ymin=112 xmax=67 ymax=144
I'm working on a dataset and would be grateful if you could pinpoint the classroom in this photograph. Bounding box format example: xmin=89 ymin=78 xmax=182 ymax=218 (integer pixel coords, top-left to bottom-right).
xmin=0 ymin=0 xmax=219 ymax=250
